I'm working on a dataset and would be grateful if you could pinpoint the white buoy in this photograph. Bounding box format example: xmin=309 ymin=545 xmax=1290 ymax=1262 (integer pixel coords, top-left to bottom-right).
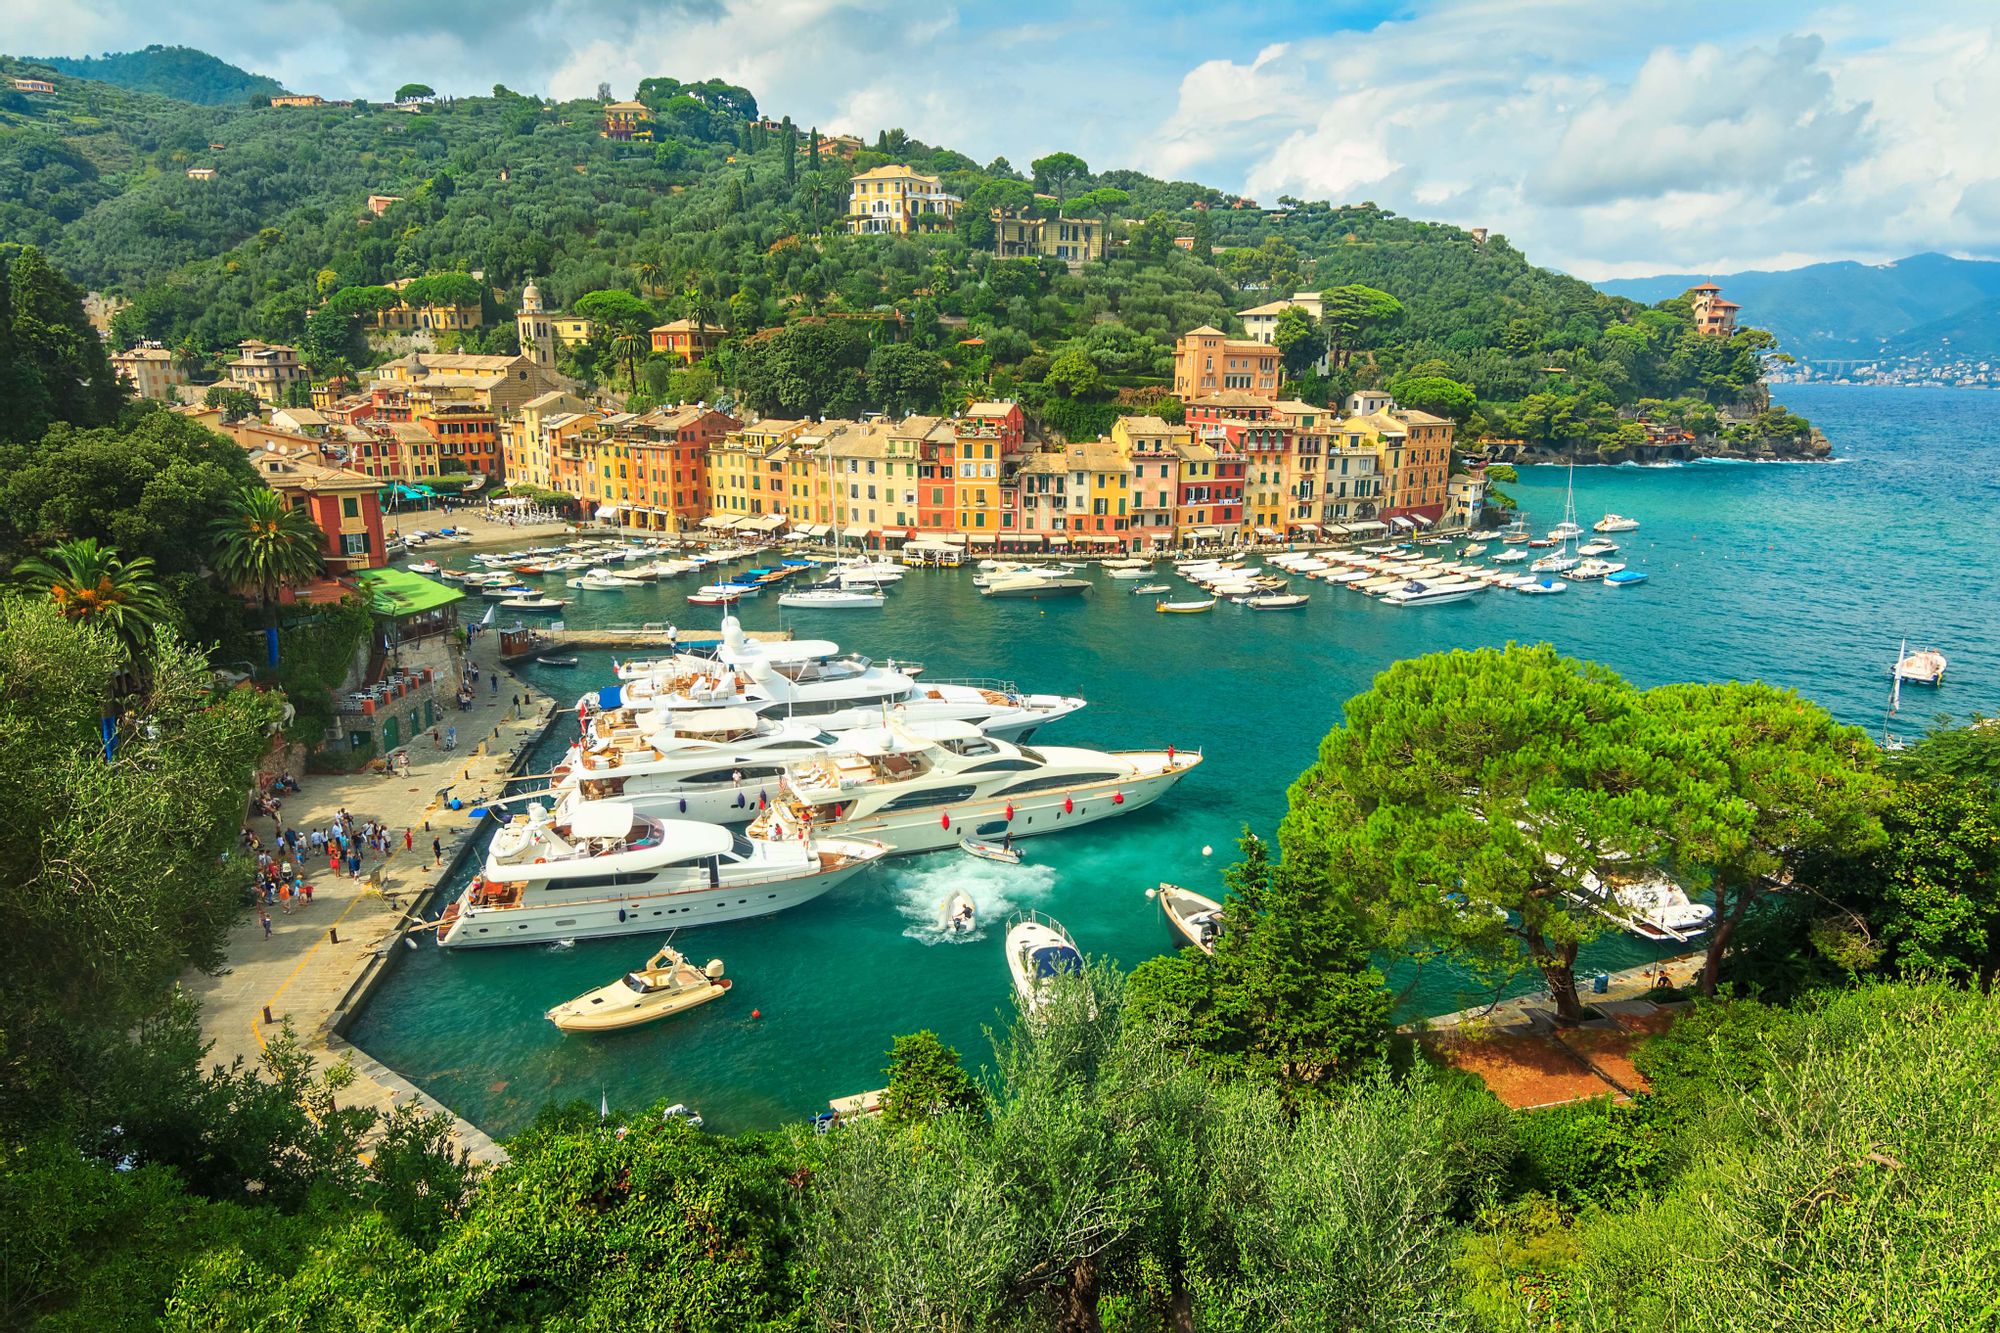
xmin=1201 ymin=844 xmax=1213 ymax=857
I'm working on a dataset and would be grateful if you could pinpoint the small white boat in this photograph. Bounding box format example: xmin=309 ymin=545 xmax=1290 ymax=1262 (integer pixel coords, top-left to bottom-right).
xmin=1459 ymin=542 xmax=1487 ymax=558
xmin=1548 ymin=522 xmax=1584 ymax=541
xmin=1105 ymin=567 xmax=1154 ymax=580
xmin=1005 ymin=911 xmax=1084 ymax=1014
xmin=567 ymin=567 xmax=643 ymax=590
xmin=1576 ymin=539 xmax=1619 ymax=557
xmin=1518 ymin=578 xmax=1567 ymax=595
xmin=1530 ymin=552 xmax=1579 ymax=574
xmin=1491 ymin=548 xmax=1529 ymax=564
xmin=1132 ymin=583 xmax=1172 ymax=595
xmin=545 ymin=945 xmax=731 ymax=1033
xmin=960 ymin=836 xmax=1021 ymax=865
xmin=1151 ymin=883 xmax=1224 ymax=955
xmin=1593 ymin=514 xmax=1641 ymax=532
xmin=1156 ymin=598 xmax=1216 ymax=613
xmin=1894 ymin=647 xmax=1948 ymax=685
xmin=1603 ymin=570 xmax=1648 ymax=587
xmin=1245 ymin=593 xmax=1309 ymax=610
xmin=778 ymin=586 xmax=885 ymax=609
xmin=500 ymin=595 xmax=568 ymax=610
xmin=409 ymin=559 xmax=441 ymax=574
xmin=1571 ymin=559 xmax=1626 ymax=581
xmin=942 ymin=890 xmax=977 ymax=936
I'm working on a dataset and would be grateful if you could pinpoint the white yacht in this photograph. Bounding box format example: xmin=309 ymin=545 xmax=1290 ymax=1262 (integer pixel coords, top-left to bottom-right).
xmin=1381 ymin=579 xmax=1484 ymax=607
xmin=981 ymin=573 xmax=1090 ymax=598
xmin=1593 ymin=514 xmax=1641 ymax=532
xmin=1530 ymin=552 xmax=1579 ymax=574
xmin=525 ymin=707 xmax=848 ymax=825
xmin=1004 ymin=911 xmax=1084 ymax=1013
xmin=762 ymin=720 xmax=1197 ymax=856
xmin=600 ymin=618 xmax=1086 ymax=740
xmin=1568 ymin=870 xmax=1713 ymax=943
xmin=778 ymin=586 xmax=885 ymax=609
xmin=567 ymin=567 xmax=644 ymax=590
xmin=1570 ymin=558 xmax=1626 ymax=581
xmin=434 ymin=800 xmax=888 ymax=948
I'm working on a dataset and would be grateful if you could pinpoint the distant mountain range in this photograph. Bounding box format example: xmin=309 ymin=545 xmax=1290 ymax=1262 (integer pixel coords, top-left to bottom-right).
xmin=24 ymin=45 xmax=284 ymax=106
xmin=1596 ymin=253 xmax=2000 ymax=363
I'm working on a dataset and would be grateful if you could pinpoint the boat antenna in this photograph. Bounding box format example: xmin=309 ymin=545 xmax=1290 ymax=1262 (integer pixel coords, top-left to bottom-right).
xmin=1884 ymin=637 xmax=1905 ymax=747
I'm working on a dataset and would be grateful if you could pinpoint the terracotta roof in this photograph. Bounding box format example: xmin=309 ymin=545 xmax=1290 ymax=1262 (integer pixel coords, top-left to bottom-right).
xmin=1184 ymin=324 xmax=1225 ymax=336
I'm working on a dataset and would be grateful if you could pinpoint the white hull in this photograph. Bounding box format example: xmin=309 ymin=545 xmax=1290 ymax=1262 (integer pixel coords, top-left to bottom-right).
xmin=817 ymin=762 xmax=1185 ymax=856
xmin=438 ymin=855 xmax=874 ymax=949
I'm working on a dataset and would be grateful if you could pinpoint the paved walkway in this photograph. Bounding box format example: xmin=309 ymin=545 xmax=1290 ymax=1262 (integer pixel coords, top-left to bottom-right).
xmin=1407 ymin=951 xmax=1704 ymax=1034
xmin=184 ymin=632 xmax=567 ymax=1165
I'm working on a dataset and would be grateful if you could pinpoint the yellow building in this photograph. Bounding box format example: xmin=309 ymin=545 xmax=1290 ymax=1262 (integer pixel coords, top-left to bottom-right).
xmin=848 ymin=165 xmax=960 ymax=235
xmin=500 ymin=390 xmax=592 ymax=490
xmin=810 ymin=424 xmax=919 ymax=539
xmin=992 ymin=210 xmax=1104 ymax=263
xmin=601 ymin=101 xmax=652 ymax=141
xmin=111 ymin=342 xmax=187 ymax=401
xmin=704 ymin=419 xmax=807 ymax=525
xmin=361 ymin=276 xmax=485 ymax=335
xmin=226 ymin=340 xmax=308 ymax=404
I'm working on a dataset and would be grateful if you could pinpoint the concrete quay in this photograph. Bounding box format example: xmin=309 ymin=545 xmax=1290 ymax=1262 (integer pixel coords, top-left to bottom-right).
xmin=184 ymin=633 xmax=567 ymax=1166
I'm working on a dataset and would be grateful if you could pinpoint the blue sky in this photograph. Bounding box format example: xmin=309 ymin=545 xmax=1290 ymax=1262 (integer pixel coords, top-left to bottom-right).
xmin=11 ymin=0 xmax=2000 ymax=278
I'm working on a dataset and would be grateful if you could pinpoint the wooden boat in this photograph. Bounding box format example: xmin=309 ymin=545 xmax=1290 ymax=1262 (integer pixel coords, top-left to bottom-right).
xmin=1156 ymin=598 xmax=1216 ymax=614
xmin=536 ymin=655 xmax=580 ymax=667
xmin=1245 ymin=593 xmax=1309 ymax=611
xmin=1151 ymin=883 xmax=1224 ymax=954
xmin=1132 ymin=583 xmax=1172 ymax=595
xmin=545 ymin=945 xmax=730 ymax=1033
xmin=500 ymin=595 xmax=567 ymax=611
xmin=960 ymin=836 xmax=1021 ymax=865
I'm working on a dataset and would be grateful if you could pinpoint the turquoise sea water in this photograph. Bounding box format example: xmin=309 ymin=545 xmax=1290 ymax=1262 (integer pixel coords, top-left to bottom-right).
xmin=350 ymin=385 xmax=2000 ymax=1135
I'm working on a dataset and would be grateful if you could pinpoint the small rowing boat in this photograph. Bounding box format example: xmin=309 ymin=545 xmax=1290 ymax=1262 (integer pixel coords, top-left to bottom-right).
xmin=536 ymin=655 xmax=580 ymax=667
xmin=1156 ymin=598 xmax=1216 ymax=614
xmin=960 ymin=836 xmax=1021 ymax=865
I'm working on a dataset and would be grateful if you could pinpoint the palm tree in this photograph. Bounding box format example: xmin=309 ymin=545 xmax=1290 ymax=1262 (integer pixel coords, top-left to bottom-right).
xmin=14 ymin=538 xmax=170 ymax=666
xmin=611 ymin=330 xmax=646 ymax=395
xmin=633 ymin=258 xmax=665 ymax=297
xmin=209 ymin=485 xmax=326 ymax=629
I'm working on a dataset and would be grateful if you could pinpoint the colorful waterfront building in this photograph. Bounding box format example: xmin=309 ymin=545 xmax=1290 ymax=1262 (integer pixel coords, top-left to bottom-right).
xmin=704 ymin=418 xmax=807 ymax=527
xmin=621 ymin=405 xmax=738 ymax=532
xmin=1111 ymin=415 xmax=1191 ymax=547
xmin=1342 ymin=390 xmax=1453 ymax=524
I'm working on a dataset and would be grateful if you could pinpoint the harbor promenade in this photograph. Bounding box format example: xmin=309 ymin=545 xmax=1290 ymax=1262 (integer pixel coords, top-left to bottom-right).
xmin=183 ymin=631 xmax=565 ymax=1165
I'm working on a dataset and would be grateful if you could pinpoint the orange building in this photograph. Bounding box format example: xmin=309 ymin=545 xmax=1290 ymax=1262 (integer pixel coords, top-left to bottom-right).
xmin=419 ymin=404 xmax=500 ymax=477
xmin=1688 ymin=282 xmax=1740 ymax=337
xmin=1172 ymin=325 xmax=1281 ymax=400
xmin=648 ymin=319 xmax=724 ymax=363
xmin=623 ymin=405 xmax=739 ymax=531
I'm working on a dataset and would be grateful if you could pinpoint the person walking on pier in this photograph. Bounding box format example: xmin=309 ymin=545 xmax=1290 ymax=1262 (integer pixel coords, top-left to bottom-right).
xmin=432 ymin=837 xmax=444 ymax=867
xmin=261 ymin=910 xmax=272 ymax=939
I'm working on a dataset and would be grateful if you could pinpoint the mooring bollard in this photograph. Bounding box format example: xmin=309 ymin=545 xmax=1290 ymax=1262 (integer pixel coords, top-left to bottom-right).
xmin=329 ymin=927 xmax=340 ymax=945
xmin=262 ymin=1005 xmax=274 ymax=1024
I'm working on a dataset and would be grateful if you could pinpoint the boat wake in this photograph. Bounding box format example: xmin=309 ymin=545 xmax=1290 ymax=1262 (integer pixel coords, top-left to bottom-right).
xmin=890 ymin=856 xmax=1057 ymax=944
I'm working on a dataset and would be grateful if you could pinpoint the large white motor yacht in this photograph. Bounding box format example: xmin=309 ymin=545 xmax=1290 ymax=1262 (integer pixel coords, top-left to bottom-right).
xmin=434 ymin=800 xmax=887 ymax=948
xmin=521 ymin=707 xmax=848 ymax=826
xmin=761 ymin=720 xmax=1197 ymax=856
xmin=596 ymin=618 xmax=1086 ymax=740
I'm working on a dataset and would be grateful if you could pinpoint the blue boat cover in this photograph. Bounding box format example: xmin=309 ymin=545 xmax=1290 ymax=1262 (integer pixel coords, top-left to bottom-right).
xmin=597 ymin=685 xmax=623 ymax=710
xmin=1032 ymin=945 xmax=1084 ymax=979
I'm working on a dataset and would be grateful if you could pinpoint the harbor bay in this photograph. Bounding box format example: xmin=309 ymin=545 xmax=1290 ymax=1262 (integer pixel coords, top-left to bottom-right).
xmin=350 ymin=382 xmax=1999 ymax=1135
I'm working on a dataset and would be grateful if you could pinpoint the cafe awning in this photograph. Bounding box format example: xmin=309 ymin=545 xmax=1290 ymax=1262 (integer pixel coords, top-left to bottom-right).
xmin=594 ymin=504 xmax=619 ymax=519
xmin=843 ymin=525 xmax=871 ymax=540
xmin=1294 ymin=522 xmax=1321 ymax=532
xmin=1346 ymin=520 xmax=1388 ymax=534
xmin=1047 ymin=535 xmax=1071 ymax=546
xmin=794 ymin=523 xmax=828 ymax=537
xmin=1254 ymin=525 xmax=1280 ymax=538
xmin=1185 ymin=527 xmax=1220 ymax=541
xmin=1321 ymin=523 xmax=1352 ymax=537
xmin=356 ymin=568 xmax=464 ymax=619
xmin=1390 ymin=516 xmax=1417 ymax=530
xmin=967 ymin=533 xmax=997 ymax=545
xmin=743 ymin=513 xmax=787 ymax=532
xmin=699 ymin=515 xmax=734 ymax=529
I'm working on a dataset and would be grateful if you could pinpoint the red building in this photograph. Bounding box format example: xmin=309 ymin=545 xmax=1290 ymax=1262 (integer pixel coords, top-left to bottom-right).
xmin=648 ymin=319 xmax=725 ymax=363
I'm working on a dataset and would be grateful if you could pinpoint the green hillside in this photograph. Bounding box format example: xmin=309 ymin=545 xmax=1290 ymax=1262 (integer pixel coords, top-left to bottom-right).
xmin=0 ymin=54 xmax=1794 ymax=450
xmin=23 ymin=45 xmax=284 ymax=106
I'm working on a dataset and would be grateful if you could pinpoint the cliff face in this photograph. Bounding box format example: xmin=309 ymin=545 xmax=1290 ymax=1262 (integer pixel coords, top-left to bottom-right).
xmin=1490 ymin=429 xmax=1831 ymax=465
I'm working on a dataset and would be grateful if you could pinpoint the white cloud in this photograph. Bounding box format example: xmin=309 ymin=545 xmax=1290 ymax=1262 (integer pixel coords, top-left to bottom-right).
xmin=1142 ymin=0 xmax=2000 ymax=276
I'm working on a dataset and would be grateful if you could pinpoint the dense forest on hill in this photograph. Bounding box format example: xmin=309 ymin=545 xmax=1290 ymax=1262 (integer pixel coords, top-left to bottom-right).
xmin=23 ymin=45 xmax=285 ymax=107
xmin=0 ymin=51 xmax=1802 ymax=451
